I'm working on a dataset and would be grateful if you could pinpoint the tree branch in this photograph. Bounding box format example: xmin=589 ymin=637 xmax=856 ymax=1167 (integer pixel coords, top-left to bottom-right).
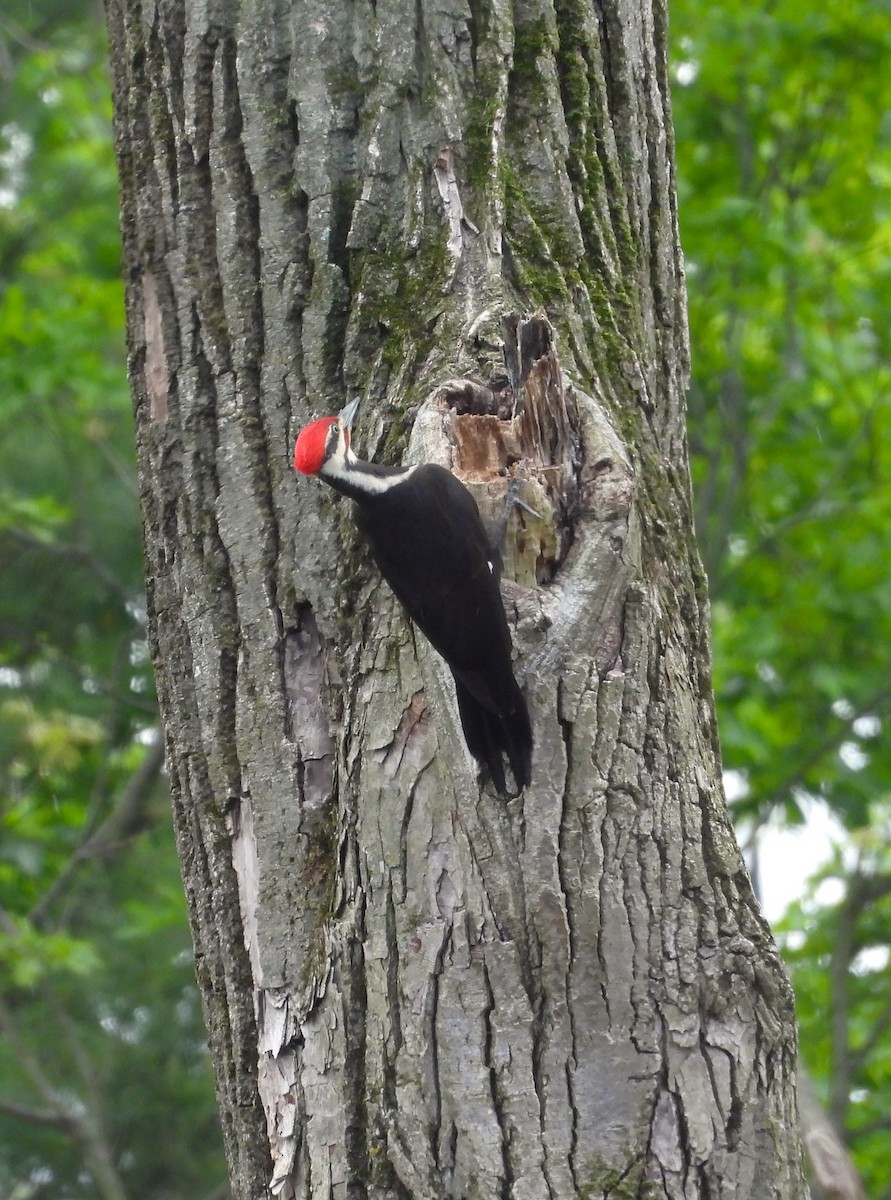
xmin=58 ymin=1011 xmax=131 ymax=1200
xmin=0 ymin=996 xmax=133 ymax=1200
xmin=828 ymin=867 xmax=891 ymax=1129
xmin=6 ymin=527 xmax=136 ymax=605
xmin=0 ymin=1095 xmax=75 ymax=1130
xmin=750 ymin=686 xmax=891 ymax=814
xmin=849 ymin=1114 xmax=891 ymax=1140
xmin=849 ymin=991 xmax=891 ymax=1073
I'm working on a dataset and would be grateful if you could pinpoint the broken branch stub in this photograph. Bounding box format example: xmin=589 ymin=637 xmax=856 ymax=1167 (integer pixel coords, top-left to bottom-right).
xmin=408 ymin=310 xmax=636 ymax=679
xmin=431 ymin=315 xmax=582 ymax=586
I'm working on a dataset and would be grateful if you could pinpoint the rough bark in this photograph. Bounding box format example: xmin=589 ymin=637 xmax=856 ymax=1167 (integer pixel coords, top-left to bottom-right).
xmin=105 ymin=0 xmax=809 ymax=1197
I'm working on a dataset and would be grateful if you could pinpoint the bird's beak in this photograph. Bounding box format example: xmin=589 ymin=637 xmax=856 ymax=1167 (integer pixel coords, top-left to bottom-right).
xmin=338 ymin=398 xmax=360 ymax=430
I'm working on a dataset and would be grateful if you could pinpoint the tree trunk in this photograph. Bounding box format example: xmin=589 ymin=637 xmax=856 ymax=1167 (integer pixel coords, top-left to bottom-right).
xmin=105 ymin=0 xmax=809 ymax=1196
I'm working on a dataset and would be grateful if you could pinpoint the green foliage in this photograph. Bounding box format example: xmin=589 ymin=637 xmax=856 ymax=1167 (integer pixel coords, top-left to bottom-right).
xmin=0 ymin=14 xmax=226 ymax=1200
xmin=0 ymin=23 xmax=138 ymax=682
xmin=672 ymin=0 xmax=891 ymax=1191
xmin=672 ymin=0 xmax=891 ymax=828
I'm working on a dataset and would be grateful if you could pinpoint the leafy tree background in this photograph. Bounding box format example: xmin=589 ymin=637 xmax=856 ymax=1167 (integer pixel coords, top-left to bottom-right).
xmin=0 ymin=0 xmax=888 ymax=1197
xmin=0 ymin=4 xmax=227 ymax=1198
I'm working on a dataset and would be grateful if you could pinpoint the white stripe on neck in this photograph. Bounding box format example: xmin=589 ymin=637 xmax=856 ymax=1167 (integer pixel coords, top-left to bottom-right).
xmin=320 ymin=448 xmax=418 ymax=495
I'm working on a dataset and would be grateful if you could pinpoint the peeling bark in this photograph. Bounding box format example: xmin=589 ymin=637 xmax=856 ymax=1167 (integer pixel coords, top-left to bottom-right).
xmin=105 ymin=0 xmax=809 ymax=1197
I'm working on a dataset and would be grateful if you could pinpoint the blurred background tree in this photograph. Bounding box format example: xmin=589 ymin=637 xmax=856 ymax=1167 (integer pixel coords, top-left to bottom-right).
xmin=0 ymin=0 xmax=888 ymax=1196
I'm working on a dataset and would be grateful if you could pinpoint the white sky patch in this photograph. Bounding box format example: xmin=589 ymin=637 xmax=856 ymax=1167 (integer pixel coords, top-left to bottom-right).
xmin=723 ymin=768 xmax=749 ymax=804
xmin=851 ymin=945 xmax=890 ymax=975
xmin=812 ymin=874 xmax=846 ymax=909
xmin=125 ymin=598 xmax=147 ymax=624
xmin=852 ymin=713 xmax=881 ymax=739
xmin=100 ymin=1005 xmax=150 ymax=1044
xmin=129 ymin=638 xmax=150 ymax=666
xmin=782 ymin=928 xmax=807 ymax=952
xmin=674 ymin=61 xmax=699 ymax=87
xmin=839 ymin=740 xmax=869 ymax=771
xmin=750 ymin=799 xmax=847 ymax=923
xmin=0 ymin=123 xmax=32 ymax=209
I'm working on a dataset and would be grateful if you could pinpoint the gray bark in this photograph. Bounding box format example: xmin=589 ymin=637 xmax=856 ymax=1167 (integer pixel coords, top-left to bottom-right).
xmin=105 ymin=0 xmax=809 ymax=1197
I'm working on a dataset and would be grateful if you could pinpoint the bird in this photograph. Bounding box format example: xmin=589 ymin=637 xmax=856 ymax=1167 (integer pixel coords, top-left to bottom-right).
xmin=293 ymin=398 xmax=532 ymax=795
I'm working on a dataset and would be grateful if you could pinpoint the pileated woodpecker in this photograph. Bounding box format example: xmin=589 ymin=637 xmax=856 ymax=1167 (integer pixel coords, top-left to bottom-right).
xmin=294 ymin=399 xmax=532 ymax=795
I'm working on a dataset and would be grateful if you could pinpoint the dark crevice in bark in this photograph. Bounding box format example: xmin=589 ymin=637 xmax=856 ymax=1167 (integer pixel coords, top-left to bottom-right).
xmin=427 ymin=923 xmax=450 ymax=1173
xmin=644 ymin=119 xmax=672 ymax=340
xmin=344 ymin=894 xmax=369 ymax=1199
xmin=697 ymin=1167 xmax=716 ymax=1200
xmin=597 ymin=3 xmax=639 ymax=244
xmin=527 ymin=934 xmax=550 ymax=1190
xmin=603 ymin=1152 xmax=642 ymax=1199
xmin=481 ymin=961 xmax=513 ymax=1200
xmin=398 ymin=765 xmax=426 ymax=904
xmin=113 ymin=17 xmax=183 ymax=424
xmin=180 ymin=220 xmax=232 ymax=387
xmin=553 ymin=0 xmax=618 ymax=290
xmin=596 ymin=801 xmax=615 ymax=1030
xmin=188 ymin=328 xmax=241 ymax=794
xmin=650 ymin=0 xmax=679 ymax=233
xmin=157 ymin=0 xmax=185 ymax=129
xmin=147 ymin=13 xmax=181 ymax=225
xmin=555 ymin=680 xmax=581 ymax=1194
xmin=444 ymin=1121 xmax=459 ymax=1184
xmin=465 ymin=0 xmax=482 ymax=74
xmin=472 ymin=804 xmax=537 ymax=992
xmin=412 ymin=0 xmax=429 ymax=108
xmin=383 ymin=876 xmax=403 ymax=1114
xmin=588 ymin=3 xmax=638 ymax=282
xmin=217 ymin=37 xmax=266 ymax=358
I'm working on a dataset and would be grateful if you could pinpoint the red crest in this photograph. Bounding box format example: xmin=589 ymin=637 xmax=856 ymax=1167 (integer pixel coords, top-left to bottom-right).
xmin=294 ymin=417 xmax=338 ymax=475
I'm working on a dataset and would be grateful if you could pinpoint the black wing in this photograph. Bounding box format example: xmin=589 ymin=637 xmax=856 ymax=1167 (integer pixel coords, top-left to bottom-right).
xmin=354 ymin=466 xmax=510 ymax=699
xmin=353 ymin=464 xmax=532 ymax=789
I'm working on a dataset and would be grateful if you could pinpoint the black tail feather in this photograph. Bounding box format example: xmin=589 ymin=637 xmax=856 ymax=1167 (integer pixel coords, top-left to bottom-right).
xmin=454 ymin=677 xmax=533 ymax=795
